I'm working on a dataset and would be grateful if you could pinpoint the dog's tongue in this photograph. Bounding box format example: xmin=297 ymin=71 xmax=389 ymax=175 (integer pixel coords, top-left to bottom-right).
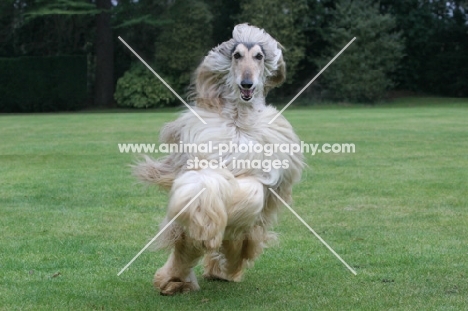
xmin=241 ymin=88 xmax=254 ymax=98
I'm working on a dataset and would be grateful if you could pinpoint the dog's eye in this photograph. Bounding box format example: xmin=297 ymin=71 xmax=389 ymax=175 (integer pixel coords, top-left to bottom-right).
xmin=255 ymin=54 xmax=263 ymax=60
xmin=233 ymin=52 xmax=241 ymax=59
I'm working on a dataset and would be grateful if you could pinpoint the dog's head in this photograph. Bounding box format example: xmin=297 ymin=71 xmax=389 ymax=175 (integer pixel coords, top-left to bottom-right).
xmin=192 ymin=24 xmax=285 ymax=108
xmin=230 ymin=42 xmax=265 ymax=102
xmin=230 ymin=24 xmax=286 ymax=102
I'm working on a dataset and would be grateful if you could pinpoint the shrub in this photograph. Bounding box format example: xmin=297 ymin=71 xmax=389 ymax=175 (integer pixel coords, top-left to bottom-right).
xmin=114 ymin=64 xmax=175 ymax=108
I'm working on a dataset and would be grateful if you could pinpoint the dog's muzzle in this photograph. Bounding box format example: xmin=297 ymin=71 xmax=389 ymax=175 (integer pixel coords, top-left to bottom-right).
xmin=239 ymin=79 xmax=255 ymax=101
xmin=239 ymin=87 xmax=255 ymax=101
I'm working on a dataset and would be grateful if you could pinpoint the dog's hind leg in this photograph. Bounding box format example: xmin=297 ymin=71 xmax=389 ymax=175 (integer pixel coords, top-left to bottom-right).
xmin=203 ymin=230 xmax=265 ymax=282
xmin=154 ymin=234 xmax=203 ymax=295
xmin=203 ymin=240 xmax=243 ymax=282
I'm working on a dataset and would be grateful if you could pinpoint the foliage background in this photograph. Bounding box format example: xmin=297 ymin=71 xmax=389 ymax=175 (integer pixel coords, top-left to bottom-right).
xmin=0 ymin=0 xmax=467 ymax=111
xmin=316 ymin=0 xmax=404 ymax=102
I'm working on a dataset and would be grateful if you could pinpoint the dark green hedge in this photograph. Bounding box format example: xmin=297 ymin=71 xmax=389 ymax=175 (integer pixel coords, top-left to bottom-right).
xmin=0 ymin=55 xmax=87 ymax=112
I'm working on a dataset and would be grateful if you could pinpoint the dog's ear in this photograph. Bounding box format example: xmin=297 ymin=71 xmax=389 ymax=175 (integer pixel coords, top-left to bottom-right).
xmin=264 ymin=52 xmax=286 ymax=96
xmin=189 ymin=39 xmax=235 ymax=111
xmin=193 ymin=65 xmax=222 ymax=111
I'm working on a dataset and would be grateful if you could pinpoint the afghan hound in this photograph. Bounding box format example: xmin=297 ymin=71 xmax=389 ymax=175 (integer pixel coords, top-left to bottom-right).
xmin=134 ymin=23 xmax=304 ymax=295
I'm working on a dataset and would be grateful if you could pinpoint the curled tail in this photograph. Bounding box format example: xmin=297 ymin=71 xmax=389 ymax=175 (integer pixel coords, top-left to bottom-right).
xmin=132 ymin=155 xmax=176 ymax=190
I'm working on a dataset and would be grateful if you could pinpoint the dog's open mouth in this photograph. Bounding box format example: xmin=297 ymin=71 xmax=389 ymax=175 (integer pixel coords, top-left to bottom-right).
xmin=239 ymin=87 xmax=255 ymax=101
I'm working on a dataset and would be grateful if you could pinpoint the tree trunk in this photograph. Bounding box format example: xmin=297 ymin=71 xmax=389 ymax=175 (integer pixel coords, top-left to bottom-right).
xmin=94 ymin=0 xmax=114 ymax=107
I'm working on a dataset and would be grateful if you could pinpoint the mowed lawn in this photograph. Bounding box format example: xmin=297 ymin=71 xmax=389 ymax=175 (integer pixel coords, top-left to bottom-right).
xmin=1 ymin=98 xmax=467 ymax=310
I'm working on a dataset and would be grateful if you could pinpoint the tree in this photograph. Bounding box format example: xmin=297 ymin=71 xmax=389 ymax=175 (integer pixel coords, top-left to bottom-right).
xmin=1 ymin=0 xmax=95 ymax=57
xmin=293 ymin=0 xmax=334 ymax=98
xmin=317 ymin=0 xmax=404 ymax=102
xmin=0 ymin=0 xmax=17 ymax=57
xmin=114 ymin=0 xmax=214 ymax=107
xmin=238 ymin=0 xmax=308 ymax=87
xmin=95 ymin=0 xmax=114 ymax=107
xmin=154 ymin=0 xmax=214 ymax=93
xmin=112 ymin=0 xmax=171 ymax=63
xmin=208 ymin=0 xmax=242 ymax=44
xmin=379 ymin=0 xmax=468 ymax=96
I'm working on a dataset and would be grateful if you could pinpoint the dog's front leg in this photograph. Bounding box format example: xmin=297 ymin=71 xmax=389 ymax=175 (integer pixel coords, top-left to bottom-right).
xmin=154 ymin=234 xmax=203 ymax=295
xmin=168 ymin=169 xmax=235 ymax=250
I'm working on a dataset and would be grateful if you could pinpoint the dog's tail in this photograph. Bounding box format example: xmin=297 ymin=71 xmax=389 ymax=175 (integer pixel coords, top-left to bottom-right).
xmin=166 ymin=169 xmax=237 ymax=250
xmin=132 ymin=155 xmax=176 ymax=190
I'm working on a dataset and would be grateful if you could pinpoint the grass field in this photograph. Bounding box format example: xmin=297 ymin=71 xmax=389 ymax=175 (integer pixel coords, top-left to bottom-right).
xmin=1 ymin=98 xmax=467 ymax=310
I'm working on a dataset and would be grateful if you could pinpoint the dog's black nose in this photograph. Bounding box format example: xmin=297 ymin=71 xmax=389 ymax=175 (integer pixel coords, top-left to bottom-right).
xmin=241 ymin=80 xmax=253 ymax=89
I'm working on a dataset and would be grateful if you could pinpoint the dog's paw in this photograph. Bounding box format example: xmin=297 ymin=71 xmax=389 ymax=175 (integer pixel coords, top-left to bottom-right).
xmin=154 ymin=270 xmax=200 ymax=295
xmin=156 ymin=278 xmax=198 ymax=296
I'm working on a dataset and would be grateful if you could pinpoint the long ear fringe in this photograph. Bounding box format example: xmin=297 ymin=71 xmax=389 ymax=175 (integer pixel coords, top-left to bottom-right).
xmin=264 ymin=52 xmax=286 ymax=95
xmin=188 ymin=39 xmax=236 ymax=110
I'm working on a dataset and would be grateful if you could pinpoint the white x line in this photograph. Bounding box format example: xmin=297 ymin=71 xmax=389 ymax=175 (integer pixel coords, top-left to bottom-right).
xmin=118 ymin=36 xmax=207 ymax=125
xmin=269 ymin=37 xmax=357 ymax=124
xmin=117 ymin=188 xmax=207 ymax=276
xmin=268 ymin=188 xmax=357 ymax=275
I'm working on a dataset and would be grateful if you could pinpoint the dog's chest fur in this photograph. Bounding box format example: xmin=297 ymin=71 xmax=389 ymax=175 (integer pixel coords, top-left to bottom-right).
xmin=162 ymin=104 xmax=303 ymax=187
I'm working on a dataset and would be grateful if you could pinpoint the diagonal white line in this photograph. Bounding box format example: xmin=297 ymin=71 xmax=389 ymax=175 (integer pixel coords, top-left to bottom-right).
xmin=268 ymin=188 xmax=357 ymax=275
xmin=269 ymin=37 xmax=357 ymax=124
xmin=118 ymin=36 xmax=207 ymax=125
xmin=117 ymin=188 xmax=206 ymax=276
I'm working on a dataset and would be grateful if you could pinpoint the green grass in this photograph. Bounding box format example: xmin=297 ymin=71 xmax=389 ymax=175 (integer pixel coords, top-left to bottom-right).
xmin=1 ymin=98 xmax=467 ymax=310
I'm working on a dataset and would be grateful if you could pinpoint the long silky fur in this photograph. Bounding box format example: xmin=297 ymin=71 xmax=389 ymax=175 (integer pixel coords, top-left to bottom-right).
xmin=133 ymin=24 xmax=304 ymax=293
